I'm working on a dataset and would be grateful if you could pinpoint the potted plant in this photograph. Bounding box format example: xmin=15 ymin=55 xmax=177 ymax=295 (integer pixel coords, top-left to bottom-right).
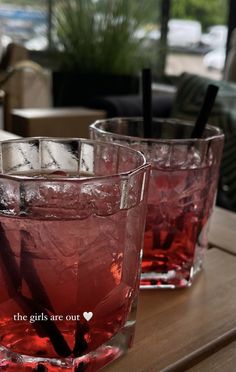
xmin=52 ymin=0 xmax=146 ymax=106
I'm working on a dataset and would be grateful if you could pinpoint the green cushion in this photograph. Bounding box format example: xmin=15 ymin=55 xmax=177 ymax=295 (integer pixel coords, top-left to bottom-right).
xmin=171 ymin=72 xmax=236 ymax=138
xmin=171 ymin=72 xmax=236 ymax=211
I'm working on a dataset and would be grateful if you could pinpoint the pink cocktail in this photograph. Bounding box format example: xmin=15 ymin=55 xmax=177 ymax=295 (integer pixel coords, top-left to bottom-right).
xmin=90 ymin=118 xmax=224 ymax=288
xmin=0 ymin=138 xmax=150 ymax=370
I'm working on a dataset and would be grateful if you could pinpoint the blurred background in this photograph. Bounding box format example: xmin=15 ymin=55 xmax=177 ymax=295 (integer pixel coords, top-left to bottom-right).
xmin=0 ymin=0 xmax=232 ymax=82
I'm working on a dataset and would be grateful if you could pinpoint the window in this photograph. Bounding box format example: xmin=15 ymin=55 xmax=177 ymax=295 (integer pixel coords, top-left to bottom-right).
xmin=165 ymin=0 xmax=229 ymax=80
xmin=0 ymin=0 xmax=231 ymax=82
xmin=0 ymin=0 xmax=48 ymax=52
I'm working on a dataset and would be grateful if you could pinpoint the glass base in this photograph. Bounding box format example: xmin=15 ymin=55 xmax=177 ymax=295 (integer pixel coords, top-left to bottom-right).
xmin=0 ymin=321 xmax=135 ymax=371
xmin=140 ymin=264 xmax=203 ymax=289
xmin=140 ymin=241 xmax=206 ymax=289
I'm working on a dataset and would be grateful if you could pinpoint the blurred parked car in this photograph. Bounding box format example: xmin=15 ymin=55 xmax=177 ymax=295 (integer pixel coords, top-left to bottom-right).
xmin=167 ymin=19 xmax=202 ymax=47
xmin=25 ymin=35 xmax=47 ymax=50
xmin=201 ymin=25 xmax=228 ymax=49
xmin=135 ymin=19 xmax=202 ymax=48
xmin=2 ymin=34 xmax=11 ymax=48
xmin=0 ymin=33 xmax=11 ymax=59
xmin=203 ymin=47 xmax=226 ymax=71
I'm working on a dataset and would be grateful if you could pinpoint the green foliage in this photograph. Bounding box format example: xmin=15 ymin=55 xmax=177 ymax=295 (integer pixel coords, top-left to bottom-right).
xmin=171 ymin=0 xmax=227 ymax=30
xmin=55 ymin=0 xmax=148 ymax=74
xmin=0 ymin=0 xmax=44 ymax=5
xmin=97 ymin=0 xmax=161 ymax=24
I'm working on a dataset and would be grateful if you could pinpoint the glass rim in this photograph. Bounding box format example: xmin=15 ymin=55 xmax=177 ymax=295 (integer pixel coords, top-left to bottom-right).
xmin=90 ymin=117 xmax=224 ymax=144
xmin=0 ymin=137 xmax=149 ymax=182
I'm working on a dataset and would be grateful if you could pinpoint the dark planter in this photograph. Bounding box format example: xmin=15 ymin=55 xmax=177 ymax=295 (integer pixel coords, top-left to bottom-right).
xmin=52 ymin=71 xmax=140 ymax=107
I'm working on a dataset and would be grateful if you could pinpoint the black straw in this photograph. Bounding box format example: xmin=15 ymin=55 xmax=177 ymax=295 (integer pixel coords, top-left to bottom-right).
xmin=191 ymin=84 xmax=219 ymax=138
xmin=142 ymin=68 xmax=152 ymax=138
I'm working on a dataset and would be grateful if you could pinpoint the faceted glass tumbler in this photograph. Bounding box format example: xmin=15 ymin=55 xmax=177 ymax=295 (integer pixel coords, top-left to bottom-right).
xmin=90 ymin=118 xmax=224 ymax=289
xmin=0 ymin=138 xmax=150 ymax=371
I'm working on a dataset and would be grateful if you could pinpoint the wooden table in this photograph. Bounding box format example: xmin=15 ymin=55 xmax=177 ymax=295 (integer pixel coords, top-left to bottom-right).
xmin=208 ymin=206 xmax=236 ymax=255
xmin=105 ymin=207 xmax=236 ymax=372
xmin=0 ymin=130 xmax=235 ymax=371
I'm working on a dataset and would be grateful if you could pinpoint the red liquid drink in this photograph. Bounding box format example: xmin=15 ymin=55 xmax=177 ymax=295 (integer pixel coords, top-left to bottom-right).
xmin=141 ymin=166 xmax=218 ymax=288
xmin=0 ymin=210 xmax=140 ymax=363
xmin=90 ymin=118 xmax=224 ymax=288
xmin=0 ymin=139 xmax=150 ymax=371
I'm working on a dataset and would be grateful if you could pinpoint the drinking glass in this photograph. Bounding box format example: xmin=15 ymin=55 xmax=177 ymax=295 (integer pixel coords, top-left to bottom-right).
xmin=90 ymin=118 xmax=224 ymax=289
xmin=0 ymin=138 xmax=150 ymax=370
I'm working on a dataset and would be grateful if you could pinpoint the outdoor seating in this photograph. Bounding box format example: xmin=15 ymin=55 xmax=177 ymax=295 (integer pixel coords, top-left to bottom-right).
xmin=0 ymin=43 xmax=51 ymax=132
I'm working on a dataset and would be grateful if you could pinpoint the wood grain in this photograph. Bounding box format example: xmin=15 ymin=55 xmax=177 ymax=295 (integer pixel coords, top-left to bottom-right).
xmin=188 ymin=341 xmax=236 ymax=372
xmin=105 ymin=249 xmax=236 ymax=371
xmin=208 ymin=206 xmax=236 ymax=255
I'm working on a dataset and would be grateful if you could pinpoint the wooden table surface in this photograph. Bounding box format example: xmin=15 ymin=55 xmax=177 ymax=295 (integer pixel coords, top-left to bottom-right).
xmin=209 ymin=206 xmax=236 ymax=255
xmin=188 ymin=341 xmax=236 ymax=372
xmin=105 ymin=208 xmax=236 ymax=372
xmin=0 ymin=130 xmax=235 ymax=371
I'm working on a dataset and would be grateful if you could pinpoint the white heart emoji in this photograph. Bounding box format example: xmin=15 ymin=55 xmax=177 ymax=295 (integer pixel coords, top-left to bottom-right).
xmin=83 ymin=311 xmax=93 ymax=321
